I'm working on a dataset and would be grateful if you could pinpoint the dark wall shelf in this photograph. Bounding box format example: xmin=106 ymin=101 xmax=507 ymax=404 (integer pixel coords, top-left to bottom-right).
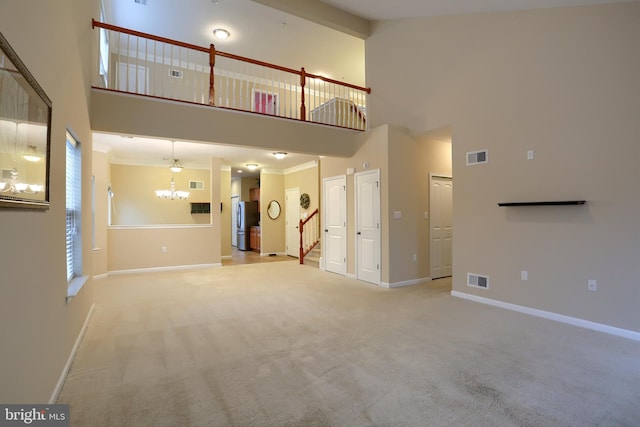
xmin=498 ymin=200 xmax=586 ymax=207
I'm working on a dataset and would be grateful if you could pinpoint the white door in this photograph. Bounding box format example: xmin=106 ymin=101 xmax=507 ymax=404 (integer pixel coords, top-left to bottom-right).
xmin=430 ymin=176 xmax=453 ymax=279
xmin=231 ymin=196 xmax=239 ymax=247
xmin=285 ymin=188 xmax=300 ymax=257
xmin=323 ymin=176 xmax=347 ymax=275
xmin=355 ymin=170 xmax=381 ymax=285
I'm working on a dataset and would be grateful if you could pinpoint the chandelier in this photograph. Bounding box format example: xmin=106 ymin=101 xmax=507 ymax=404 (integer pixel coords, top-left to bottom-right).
xmin=155 ymin=176 xmax=189 ymax=200
xmin=0 ymin=168 xmax=43 ymax=195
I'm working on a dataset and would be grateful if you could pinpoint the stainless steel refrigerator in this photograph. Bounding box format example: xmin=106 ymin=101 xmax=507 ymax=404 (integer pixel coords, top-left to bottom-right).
xmin=236 ymin=201 xmax=259 ymax=251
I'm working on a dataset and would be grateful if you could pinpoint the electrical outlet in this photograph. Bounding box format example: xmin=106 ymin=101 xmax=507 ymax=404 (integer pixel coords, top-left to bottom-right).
xmin=162 ymin=246 xmax=167 ymax=253
xmin=527 ymin=150 xmax=534 ymax=160
xmin=521 ymin=270 xmax=528 ymax=281
xmin=413 ymin=254 xmax=417 ymax=262
xmin=588 ymin=280 xmax=597 ymax=291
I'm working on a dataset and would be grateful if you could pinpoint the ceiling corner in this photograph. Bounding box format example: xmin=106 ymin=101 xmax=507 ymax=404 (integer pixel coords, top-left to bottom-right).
xmin=249 ymin=0 xmax=371 ymax=39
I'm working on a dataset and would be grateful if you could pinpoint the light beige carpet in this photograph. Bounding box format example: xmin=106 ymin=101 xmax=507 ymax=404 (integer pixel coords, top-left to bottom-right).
xmin=58 ymin=262 xmax=640 ymax=426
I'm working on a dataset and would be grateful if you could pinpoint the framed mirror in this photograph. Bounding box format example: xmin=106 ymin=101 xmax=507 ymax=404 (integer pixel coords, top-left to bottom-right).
xmin=0 ymin=32 xmax=52 ymax=209
xmin=267 ymin=200 xmax=281 ymax=220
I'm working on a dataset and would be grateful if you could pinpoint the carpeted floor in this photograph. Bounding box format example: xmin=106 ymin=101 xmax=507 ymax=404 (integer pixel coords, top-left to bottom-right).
xmin=57 ymin=262 xmax=640 ymax=426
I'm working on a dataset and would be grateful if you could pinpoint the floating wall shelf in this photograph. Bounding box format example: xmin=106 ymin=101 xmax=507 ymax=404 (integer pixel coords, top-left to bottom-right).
xmin=497 ymin=200 xmax=586 ymax=207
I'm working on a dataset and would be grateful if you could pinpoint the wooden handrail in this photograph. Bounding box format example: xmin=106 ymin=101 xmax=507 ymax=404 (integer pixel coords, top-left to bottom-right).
xmin=91 ymin=19 xmax=372 ymax=95
xmin=299 ymin=208 xmax=319 ymax=264
xmin=92 ymin=19 xmax=208 ymax=53
xmin=93 ymin=19 xmax=371 ymax=129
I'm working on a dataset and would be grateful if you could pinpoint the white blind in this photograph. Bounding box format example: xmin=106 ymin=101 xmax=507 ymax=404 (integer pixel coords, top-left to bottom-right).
xmin=66 ymin=132 xmax=81 ymax=282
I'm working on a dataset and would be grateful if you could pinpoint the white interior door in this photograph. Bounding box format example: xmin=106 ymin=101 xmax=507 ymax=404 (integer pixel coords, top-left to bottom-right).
xmin=231 ymin=196 xmax=239 ymax=247
xmin=323 ymin=176 xmax=346 ymax=275
xmin=430 ymin=176 xmax=453 ymax=279
xmin=355 ymin=170 xmax=381 ymax=285
xmin=286 ymin=188 xmax=300 ymax=257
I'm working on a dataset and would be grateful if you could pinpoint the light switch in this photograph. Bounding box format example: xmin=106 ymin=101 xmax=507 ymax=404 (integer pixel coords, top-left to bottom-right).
xmin=393 ymin=211 xmax=402 ymax=219
xmin=527 ymin=150 xmax=534 ymax=160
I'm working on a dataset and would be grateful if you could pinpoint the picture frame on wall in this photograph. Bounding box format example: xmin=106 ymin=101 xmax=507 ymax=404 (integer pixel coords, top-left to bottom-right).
xmin=0 ymin=31 xmax=52 ymax=209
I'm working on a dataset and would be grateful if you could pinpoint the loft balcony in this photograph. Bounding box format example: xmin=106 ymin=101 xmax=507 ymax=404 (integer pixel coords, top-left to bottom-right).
xmin=91 ymin=20 xmax=371 ymax=141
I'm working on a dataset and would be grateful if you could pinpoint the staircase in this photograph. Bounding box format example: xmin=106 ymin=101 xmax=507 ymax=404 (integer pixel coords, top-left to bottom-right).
xmin=303 ymin=242 xmax=321 ymax=268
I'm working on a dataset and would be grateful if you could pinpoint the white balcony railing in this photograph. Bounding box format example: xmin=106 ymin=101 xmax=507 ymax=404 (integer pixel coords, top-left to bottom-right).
xmin=93 ymin=20 xmax=370 ymax=131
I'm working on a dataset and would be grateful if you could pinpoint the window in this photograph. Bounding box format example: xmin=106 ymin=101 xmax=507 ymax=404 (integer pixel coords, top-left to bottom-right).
xmin=98 ymin=4 xmax=109 ymax=86
xmin=66 ymin=131 xmax=82 ymax=283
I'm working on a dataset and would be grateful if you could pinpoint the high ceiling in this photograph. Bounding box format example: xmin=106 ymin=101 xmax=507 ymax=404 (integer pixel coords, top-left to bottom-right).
xmin=319 ymin=0 xmax=633 ymax=21
xmin=99 ymin=0 xmax=632 ymax=175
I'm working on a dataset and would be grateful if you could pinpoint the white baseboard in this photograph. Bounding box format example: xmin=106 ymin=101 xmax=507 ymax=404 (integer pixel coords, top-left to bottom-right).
xmin=221 ymin=255 xmax=232 ymax=260
xmin=451 ymin=291 xmax=640 ymax=342
xmin=381 ymin=277 xmax=432 ymax=289
xmin=92 ymin=273 xmax=108 ymax=280
xmin=346 ymin=273 xmax=357 ymax=280
xmin=109 ymin=263 xmax=220 ymax=275
xmin=49 ymin=303 xmax=95 ymax=404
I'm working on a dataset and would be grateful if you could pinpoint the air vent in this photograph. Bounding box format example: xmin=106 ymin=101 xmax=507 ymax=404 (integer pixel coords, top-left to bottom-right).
xmin=169 ymin=69 xmax=183 ymax=79
xmin=189 ymin=180 xmax=204 ymax=190
xmin=1 ymin=169 xmax=13 ymax=179
xmin=134 ymin=0 xmax=147 ymax=4
xmin=467 ymin=273 xmax=489 ymax=289
xmin=466 ymin=149 xmax=488 ymax=166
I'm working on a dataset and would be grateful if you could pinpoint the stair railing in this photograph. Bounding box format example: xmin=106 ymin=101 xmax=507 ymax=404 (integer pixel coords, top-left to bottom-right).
xmin=92 ymin=19 xmax=371 ymax=130
xmin=299 ymin=209 xmax=320 ymax=264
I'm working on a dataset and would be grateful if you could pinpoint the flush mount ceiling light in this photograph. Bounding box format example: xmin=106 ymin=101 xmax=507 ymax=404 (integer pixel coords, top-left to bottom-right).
xmin=23 ymin=145 xmax=41 ymax=162
xmin=245 ymin=163 xmax=258 ymax=171
xmin=213 ymin=28 xmax=230 ymax=40
xmin=273 ymin=152 xmax=287 ymax=160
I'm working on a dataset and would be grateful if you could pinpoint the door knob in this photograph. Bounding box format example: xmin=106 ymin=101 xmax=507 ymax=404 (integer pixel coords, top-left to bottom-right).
xmin=357 ymin=232 xmax=361 ymax=235
xmin=325 ymin=229 xmax=328 ymax=232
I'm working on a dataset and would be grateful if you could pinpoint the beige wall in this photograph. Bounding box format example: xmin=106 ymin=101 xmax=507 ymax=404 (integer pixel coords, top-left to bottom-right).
xmin=107 ymin=226 xmax=217 ymax=271
xmin=92 ymin=150 xmax=111 ymax=276
xmin=260 ymin=171 xmax=285 ymax=254
xmin=367 ymin=2 xmax=640 ymax=331
xmin=321 ymin=125 xmax=389 ymax=281
xmin=0 ymin=0 xmax=99 ymax=402
xmin=220 ymin=167 xmax=232 ymax=257
xmin=110 ymin=164 xmax=210 ymax=225
xmin=284 ymin=162 xmax=320 ymax=219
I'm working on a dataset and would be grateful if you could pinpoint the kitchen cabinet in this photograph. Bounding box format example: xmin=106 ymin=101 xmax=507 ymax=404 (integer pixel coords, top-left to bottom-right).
xmin=250 ymin=226 xmax=261 ymax=252
xmin=250 ymin=188 xmax=260 ymax=212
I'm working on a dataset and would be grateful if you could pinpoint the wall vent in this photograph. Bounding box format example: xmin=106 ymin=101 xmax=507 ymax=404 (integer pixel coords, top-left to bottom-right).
xmin=134 ymin=0 xmax=147 ymax=5
xmin=466 ymin=149 xmax=488 ymax=166
xmin=189 ymin=180 xmax=204 ymax=190
xmin=1 ymin=169 xmax=13 ymax=179
xmin=467 ymin=273 xmax=489 ymax=289
xmin=169 ymin=69 xmax=183 ymax=79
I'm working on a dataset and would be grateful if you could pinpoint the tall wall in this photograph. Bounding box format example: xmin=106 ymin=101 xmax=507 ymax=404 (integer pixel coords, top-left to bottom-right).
xmin=0 ymin=0 xmax=99 ymax=402
xmin=367 ymin=2 xmax=640 ymax=331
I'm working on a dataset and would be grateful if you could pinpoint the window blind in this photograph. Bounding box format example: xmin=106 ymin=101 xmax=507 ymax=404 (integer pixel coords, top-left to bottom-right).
xmin=66 ymin=132 xmax=81 ymax=282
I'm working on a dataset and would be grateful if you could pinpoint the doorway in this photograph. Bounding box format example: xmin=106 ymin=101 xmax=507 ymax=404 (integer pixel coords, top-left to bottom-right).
xmin=285 ymin=188 xmax=300 ymax=257
xmin=355 ymin=169 xmax=381 ymax=285
xmin=323 ymin=175 xmax=347 ymax=275
xmin=430 ymin=175 xmax=453 ymax=279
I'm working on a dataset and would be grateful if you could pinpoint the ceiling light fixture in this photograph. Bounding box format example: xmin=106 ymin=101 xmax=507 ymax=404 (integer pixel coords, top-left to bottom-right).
xmin=246 ymin=163 xmax=258 ymax=171
xmin=0 ymin=168 xmax=43 ymax=195
xmin=273 ymin=152 xmax=287 ymax=160
xmin=155 ymin=176 xmax=189 ymax=200
xmin=168 ymin=141 xmax=183 ymax=173
xmin=213 ymin=28 xmax=230 ymax=40
xmin=23 ymin=145 xmax=41 ymax=162
xmin=156 ymin=141 xmax=189 ymax=200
